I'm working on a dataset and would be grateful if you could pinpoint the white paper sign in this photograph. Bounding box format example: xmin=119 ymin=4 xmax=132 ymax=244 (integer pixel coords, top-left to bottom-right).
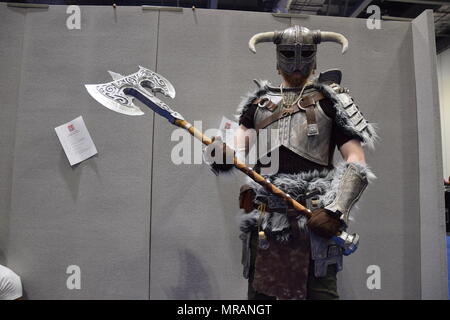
xmin=219 ymin=116 xmax=239 ymax=149
xmin=55 ymin=116 xmax=98 ymax=166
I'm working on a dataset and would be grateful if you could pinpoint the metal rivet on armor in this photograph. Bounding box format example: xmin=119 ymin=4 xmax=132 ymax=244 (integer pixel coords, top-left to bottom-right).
xmin=258 ymin=98 xmax=269 ymax=108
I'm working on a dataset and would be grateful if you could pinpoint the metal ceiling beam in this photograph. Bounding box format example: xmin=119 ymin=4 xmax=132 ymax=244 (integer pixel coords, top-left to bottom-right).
xmin=437 ymin=34 xmax=450 ymax=53
xmin=382 ymin=0 xmax=450 ymax=5
xmin=382 ymin=15 xmax=414 ymax=20
xmin=208 ymin=0 xmax=218 ymax=9
xmin=343 ymin=0 xmax=350 ymax=16
xmin=287 ymin=0 xmax=327 ymax=14
xmin=350 ymin=0 xmax=373 ymax=17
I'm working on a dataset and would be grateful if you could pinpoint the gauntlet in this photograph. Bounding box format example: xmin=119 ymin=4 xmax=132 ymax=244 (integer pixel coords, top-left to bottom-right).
xmin=203 ymin=136 xmax=235 ymax=174
xmin=306 ymin=208 xmax=342 ymax=239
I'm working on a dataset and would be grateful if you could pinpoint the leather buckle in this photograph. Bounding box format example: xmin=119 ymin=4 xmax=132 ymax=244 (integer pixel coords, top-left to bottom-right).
xmin=300 ymin=95 xmax=315 ymax=108
xmin=281 ymin=108 xmax=293 ymax=117
xmin=307 ymin=124 xmax=319 ymax=136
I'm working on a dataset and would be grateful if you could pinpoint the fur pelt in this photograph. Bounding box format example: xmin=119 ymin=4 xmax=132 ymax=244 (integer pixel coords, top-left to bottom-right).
xmin=239 ymin=161 xmax=376 ymax=243
xmin=234 ymin=80 xmax=270 ymax=122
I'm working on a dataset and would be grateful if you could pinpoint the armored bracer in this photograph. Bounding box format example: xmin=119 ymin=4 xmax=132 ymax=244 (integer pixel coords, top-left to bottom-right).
xmin=324 ymin=161 xmax=375 ymax=223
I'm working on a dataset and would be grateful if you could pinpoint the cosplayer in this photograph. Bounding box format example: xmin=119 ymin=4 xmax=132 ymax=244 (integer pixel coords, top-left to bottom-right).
xmin=204 ymin=25 xmax=377 ymax=300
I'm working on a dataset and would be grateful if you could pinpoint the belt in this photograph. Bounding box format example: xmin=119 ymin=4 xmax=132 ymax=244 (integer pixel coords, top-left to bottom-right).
xmin=254 ymin=189 xmax=321 ymax=242
xmin=253 ymin=189 xmax=321 ymax=216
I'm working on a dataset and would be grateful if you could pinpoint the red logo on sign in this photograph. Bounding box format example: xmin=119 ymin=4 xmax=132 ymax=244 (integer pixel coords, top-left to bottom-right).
xmin=224 ymin=122 xmax=231 ymax=129
xmin=68 ymin=124 xmax=75 ymax=132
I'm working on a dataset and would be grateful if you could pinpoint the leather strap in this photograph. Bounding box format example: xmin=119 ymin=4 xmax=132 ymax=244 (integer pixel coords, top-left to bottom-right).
xmin=257 ymin=98 xmax=278 ymax=112
xmin=239 ymin=184 xmax=254 ymax=194
xmin=299 ymin=91 xmax=325 ymax=108
xmin=305 ymin=106 xmax=319 ymax=136
xmin=239 ymin=184 xmax=256 ymax=213
xmin=305 ymin=106 xmax=317 ymax=125
xmin=255 ymin=91 xmax=324 ymax=130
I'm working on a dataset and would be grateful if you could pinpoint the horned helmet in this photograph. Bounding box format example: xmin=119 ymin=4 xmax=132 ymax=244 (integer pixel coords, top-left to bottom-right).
xmin=248 ymin=25 xmax=348 ymax=76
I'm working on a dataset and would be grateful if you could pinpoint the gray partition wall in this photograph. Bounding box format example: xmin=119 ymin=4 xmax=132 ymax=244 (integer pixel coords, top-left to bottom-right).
xmin=412 ymin=11 xmax=448 ymax=300
xmin=0 ymin=4 xmax=447 ymax=299
xmin=0 ymin=4 xmax=159 ymax=299
xmin=0 ymin=5 xmax=25 ymax=266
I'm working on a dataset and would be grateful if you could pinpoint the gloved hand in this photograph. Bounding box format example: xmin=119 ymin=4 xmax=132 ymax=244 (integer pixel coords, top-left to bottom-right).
xmin=203 ymin=136 xmax=235 ymax=174
xmin=306 ymin=208 xmax=342 ymax=239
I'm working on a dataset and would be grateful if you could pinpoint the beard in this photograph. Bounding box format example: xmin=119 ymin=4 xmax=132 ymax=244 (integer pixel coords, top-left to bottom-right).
xmin=279 ymin=69 xmax=312 ymax=87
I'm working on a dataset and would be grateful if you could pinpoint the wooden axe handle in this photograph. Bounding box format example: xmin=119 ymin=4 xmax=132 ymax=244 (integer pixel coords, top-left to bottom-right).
xmin=175 ymin=119 xmax=312 ymax=218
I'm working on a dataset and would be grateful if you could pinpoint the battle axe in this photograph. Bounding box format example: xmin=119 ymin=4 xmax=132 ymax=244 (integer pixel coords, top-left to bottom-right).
xmin=85 ymin=66 xmax=359 ymax=255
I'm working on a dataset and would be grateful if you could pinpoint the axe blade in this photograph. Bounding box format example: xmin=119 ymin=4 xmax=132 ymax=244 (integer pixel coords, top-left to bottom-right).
xmin=85 ymin=66 xmax=176 ymax=117
xmin=85 ymin=84 xmax=145 ymax=116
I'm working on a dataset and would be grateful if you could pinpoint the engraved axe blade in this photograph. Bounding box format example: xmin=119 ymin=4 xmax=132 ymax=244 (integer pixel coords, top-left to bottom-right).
xmin=85 ymin=66 xmax=183 ymax=122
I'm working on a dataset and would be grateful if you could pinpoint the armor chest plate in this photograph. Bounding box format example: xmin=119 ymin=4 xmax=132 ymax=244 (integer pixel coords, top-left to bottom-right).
xmin=254 ymin=93 xmax=333 ymax=166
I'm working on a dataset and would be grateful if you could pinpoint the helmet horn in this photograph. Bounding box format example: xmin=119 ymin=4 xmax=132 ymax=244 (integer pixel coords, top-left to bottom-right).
xmin=319 ymin=31 xmax=349 ymax=54
xmin=248 ymin=31 xmax=277 ymax=53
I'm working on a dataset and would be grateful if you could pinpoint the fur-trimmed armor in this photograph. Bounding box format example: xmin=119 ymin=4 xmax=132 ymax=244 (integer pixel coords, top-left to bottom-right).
xmin=211 ymin=24 xmax=379 ymax=300
xmin=236 ymin=70 xmax=377 ymax=162
xmin=236 ymin=70 xmax=377 ymax=299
